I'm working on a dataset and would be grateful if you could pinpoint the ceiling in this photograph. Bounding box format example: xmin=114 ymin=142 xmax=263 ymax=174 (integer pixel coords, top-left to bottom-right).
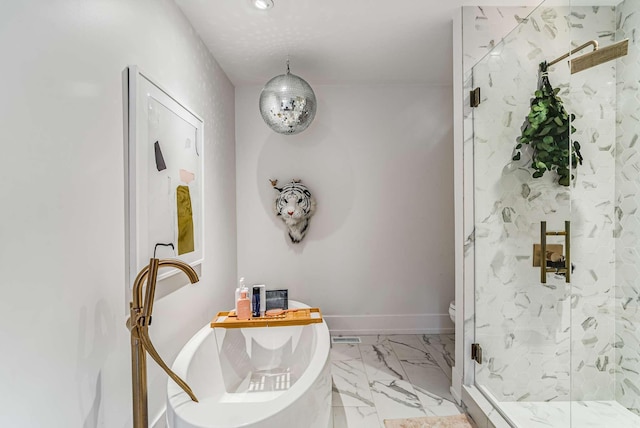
xmin=175 ymin=0 xmax=545 ymax=87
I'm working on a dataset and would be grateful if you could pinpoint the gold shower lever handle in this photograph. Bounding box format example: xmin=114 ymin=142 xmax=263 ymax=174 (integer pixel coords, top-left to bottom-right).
xmin=540 ymin=221 xmax=571 ymax=284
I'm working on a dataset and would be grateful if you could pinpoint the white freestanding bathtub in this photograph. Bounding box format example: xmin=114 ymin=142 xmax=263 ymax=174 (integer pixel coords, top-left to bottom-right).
xmin=166 ymin=301 xmax=332 ymax=428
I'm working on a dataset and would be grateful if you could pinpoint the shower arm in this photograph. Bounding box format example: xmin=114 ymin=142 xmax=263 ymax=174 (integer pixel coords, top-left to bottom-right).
xmin=548 ymin=40 xmax=598 ymax=67
xmin=127 ymin=258 xmax=200 ymax=428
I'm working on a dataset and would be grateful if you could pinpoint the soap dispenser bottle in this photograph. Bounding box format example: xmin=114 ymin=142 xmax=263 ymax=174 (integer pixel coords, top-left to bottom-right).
xmin=237 ymin=290 xmax=251 ymax=320
xmin=235 ymin=277 xmax=245 ymax=314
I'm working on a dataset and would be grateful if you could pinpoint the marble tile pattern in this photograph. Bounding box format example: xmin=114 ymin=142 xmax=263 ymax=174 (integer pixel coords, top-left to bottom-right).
xmin=462 ymin=6 xmax=537 ymax=74
xmin=331 ymin=335 xmax=462 ymax=428
xmin=499 ymin=400 xmax=640 ymax=428
xmin=463 ymin=5 xmax=619 ymax=403
xmin=564 ymin=6 xmax=617 ymax=404
xmin=615 ymin=0 xmax=640 ymax=417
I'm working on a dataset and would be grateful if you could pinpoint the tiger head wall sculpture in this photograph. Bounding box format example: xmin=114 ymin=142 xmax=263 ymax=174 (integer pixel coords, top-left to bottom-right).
xmin=270 ymin=179 xmax=316 ymax=243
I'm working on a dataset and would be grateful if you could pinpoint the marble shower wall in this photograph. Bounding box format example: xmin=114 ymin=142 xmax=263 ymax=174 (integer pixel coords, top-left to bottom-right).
xmin=615 ymin=0 xmax=640 ymax=416
xmin=463 ymin=5 xmax=618 ymax=402
xmin=565 ymin=7 xmax=618 ymax=404
xmin=462 ymin=6 xmax=537 ymax=74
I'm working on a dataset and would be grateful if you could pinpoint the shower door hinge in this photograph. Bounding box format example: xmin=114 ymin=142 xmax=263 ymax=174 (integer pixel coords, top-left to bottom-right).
xmin=471 ymin=343 xmax=483 ymax=364
xmin=470 ymin=87 xmax=481 ymax=107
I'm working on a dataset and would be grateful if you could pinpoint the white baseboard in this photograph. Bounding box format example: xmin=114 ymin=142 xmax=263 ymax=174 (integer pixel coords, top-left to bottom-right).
xmin=324 ymin=314 xmax=454 ymax=335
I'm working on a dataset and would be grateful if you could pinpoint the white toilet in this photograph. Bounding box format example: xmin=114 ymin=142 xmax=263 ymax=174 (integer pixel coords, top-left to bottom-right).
xmin=449 ymin=301 xmax=456 ymax=324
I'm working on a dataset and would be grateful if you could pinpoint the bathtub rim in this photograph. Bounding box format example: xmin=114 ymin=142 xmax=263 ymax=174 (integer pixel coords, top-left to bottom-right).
xmin=167 ymin=300 xmax=330 ymax=428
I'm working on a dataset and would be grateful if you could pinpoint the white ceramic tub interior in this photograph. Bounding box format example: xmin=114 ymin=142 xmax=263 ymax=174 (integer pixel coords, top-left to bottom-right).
xmin=167 ymin=301 xmax=332 ymax=428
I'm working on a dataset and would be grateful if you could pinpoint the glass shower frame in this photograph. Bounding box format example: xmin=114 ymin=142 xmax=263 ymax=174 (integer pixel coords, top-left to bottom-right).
xmin=464 ymin=0 xmax=640 ymax=426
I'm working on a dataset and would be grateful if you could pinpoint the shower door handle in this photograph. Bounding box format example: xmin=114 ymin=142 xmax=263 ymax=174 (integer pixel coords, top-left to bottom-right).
xmin=540 ymin=221 xmax=570 ymax=283
xmin=565 ymin=221 xmax=571 ymax=283
xmin=540 ymin=221 xmax=547 ymax=283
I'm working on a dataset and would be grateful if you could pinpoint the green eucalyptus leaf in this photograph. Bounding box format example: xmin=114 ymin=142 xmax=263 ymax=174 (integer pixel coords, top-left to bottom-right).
xmin=512 ymin=68 xmax=583 ymax=186
xmin=539 ymin=126 xmax=553 ymax=136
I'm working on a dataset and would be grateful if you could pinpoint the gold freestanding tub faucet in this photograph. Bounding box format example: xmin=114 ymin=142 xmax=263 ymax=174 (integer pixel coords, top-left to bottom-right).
xmin=127 ymin=258 xmax=200 ymax=428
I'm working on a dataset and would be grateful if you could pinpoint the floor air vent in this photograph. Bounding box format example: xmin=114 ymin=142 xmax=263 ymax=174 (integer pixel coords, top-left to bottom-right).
xmin=331 ymin=336 xmax=361 ymax=344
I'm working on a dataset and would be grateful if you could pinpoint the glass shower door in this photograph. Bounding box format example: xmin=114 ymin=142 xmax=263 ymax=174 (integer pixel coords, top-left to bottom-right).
xmin=467 ymin=1 xmax=640 ymax=426
xmin=470 ymin=2 xmax=573 ymax=425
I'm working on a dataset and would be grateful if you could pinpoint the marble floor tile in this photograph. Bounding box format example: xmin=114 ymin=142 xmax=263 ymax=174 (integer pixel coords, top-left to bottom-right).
xmin=331 ymin=343 xmax=362 ymax=361
xmin=333 ymin=406 xmax=383 ymax=428
xmin=358 ymin=335 xmax=390 ymax=345
xmin=361 ymin=343 xmax=408 ymax=381
xmin=332 ymin=359 xmax=375 ymax=407
xmin=331 ymin=334 xmax=464 ymax=427
xmin=413 ymin=383 xmax=463 ymax=417
xmin=422 ymin=334 xmax=455 ymax=379
xmin=400 ymin=359 xmax=454 ymax=403
xmin=388 ymin=335 xmax=432 ymax=359
xmin=369 ymin=378 xmax=428 ymax=421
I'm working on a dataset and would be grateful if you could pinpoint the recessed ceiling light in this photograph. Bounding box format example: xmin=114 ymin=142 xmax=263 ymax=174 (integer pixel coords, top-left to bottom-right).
xmin=253 ymin=0 xmax=274 ymax=10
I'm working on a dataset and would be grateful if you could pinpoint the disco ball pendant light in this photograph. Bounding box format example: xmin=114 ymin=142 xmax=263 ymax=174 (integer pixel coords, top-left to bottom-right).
xmin=259 ymin=60 xmax=317 ymax=135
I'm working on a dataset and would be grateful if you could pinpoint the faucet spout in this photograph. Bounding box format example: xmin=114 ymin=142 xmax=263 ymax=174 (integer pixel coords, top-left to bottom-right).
xmin=128 ymin=258 xmax=200 ymax=428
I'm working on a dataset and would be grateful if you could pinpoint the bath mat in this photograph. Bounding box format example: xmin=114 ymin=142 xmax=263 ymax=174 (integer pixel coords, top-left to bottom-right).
xmin=384 ymin=413 xmax=475 ymax=428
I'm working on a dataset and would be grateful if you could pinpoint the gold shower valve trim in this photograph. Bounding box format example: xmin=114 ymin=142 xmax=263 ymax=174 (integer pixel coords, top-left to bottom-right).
xmin=532 ymin=243 xmax=563 ymax=267
xmin=539 ymin=221 xmax=571 ymax=284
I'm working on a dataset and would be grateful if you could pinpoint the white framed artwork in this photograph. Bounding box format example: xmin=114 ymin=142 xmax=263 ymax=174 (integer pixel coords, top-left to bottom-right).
xmin=125 ymin=66 xmax=204 ymax=289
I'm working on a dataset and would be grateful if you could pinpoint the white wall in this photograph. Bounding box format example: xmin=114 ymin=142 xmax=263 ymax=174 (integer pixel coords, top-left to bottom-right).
xmin=0 ymin=1 xmax=236 ymax=426
xmin=235 ymin=84 xmax=454 ymax=334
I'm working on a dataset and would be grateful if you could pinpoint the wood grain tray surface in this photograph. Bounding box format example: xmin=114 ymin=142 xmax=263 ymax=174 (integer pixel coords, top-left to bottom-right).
xmin=210 ymin=307 xmax=323 ymax=329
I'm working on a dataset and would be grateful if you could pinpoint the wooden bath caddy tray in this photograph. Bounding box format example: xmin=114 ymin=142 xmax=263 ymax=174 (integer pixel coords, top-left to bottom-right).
xmin=210 ymin=308 xmax=323 ymax=329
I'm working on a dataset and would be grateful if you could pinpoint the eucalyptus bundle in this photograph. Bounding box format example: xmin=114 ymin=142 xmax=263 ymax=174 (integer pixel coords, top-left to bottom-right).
xmin=512 ymin=61 xmax=583 ymax=186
